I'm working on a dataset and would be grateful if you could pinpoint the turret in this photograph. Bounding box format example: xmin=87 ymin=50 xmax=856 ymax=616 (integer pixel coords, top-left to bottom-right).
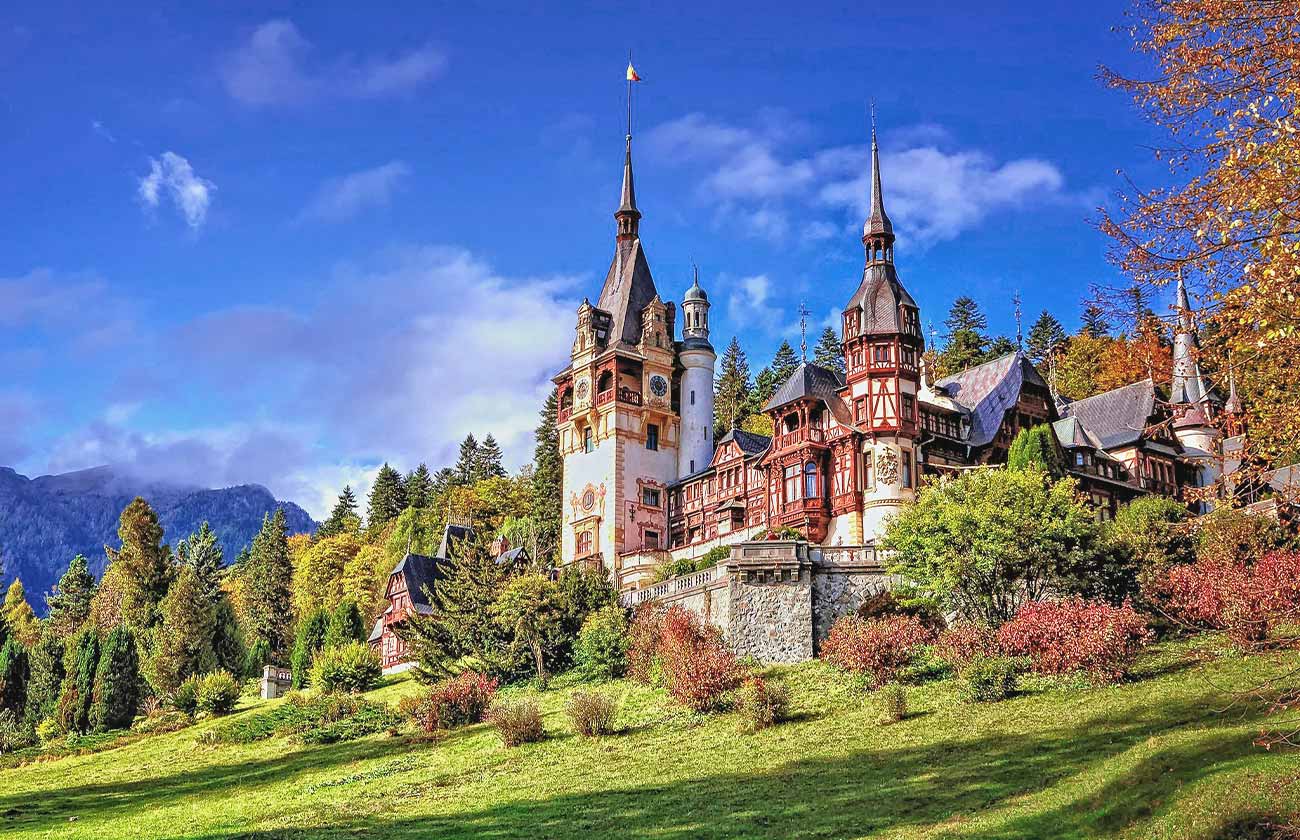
xmin=1169 ymin=274 xmax=1222 ymax=510
xmin=678 ymin=266 xmax=716 ymax=477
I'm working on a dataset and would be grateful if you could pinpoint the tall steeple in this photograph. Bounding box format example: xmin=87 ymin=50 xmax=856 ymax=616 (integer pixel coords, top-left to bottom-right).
xmin=862 ymin=111 xmax=895 ymax=263
xmin=615 ymin=135 xmax=641 ymax=243
xmin=1170 ymin=273 xmax=1209 ymax=410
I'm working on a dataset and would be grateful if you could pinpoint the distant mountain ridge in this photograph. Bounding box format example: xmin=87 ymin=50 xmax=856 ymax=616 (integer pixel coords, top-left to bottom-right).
xmin=0 ymin=465 xmax=316 ymax=613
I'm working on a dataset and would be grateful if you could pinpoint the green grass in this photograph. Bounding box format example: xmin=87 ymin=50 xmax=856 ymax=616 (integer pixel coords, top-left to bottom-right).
xmin=2 ymin=638 xmax=1299 ymax=839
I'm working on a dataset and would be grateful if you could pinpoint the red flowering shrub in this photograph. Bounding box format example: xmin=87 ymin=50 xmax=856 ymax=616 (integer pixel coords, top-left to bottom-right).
xmin=399 ymin=671 xmax=498 ymax=732
xmin=627 ymin=604 xmax=666 ymax=684
xmin=657 ymin=606 xmax=741 ymax=712
xmin=997 ymin=598 xmax=1152 ymax=682
xmin=819 ymin=614 xmax=934 ymax=688
xmin=1159 ymin=550 xmax=1300 ymax=649
xmin=935 ymin=625 xmax=1001 ymax=671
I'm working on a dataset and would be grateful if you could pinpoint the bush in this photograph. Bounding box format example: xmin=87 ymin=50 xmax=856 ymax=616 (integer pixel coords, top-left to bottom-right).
xmin=998 ymin=598 xmax=1152 ymax=682
xmin=958 ymin=656 xmax=1020 ymax=702
xmin=734 ymin=676 xmax=789 ymax=733
xmin=575 ymin=606 xmax=629 ymax=678
xmin=171 ymin=674 xmax=201 ymax=715
xmin=566 ymin=691 xmax=617 ymax=737
xmin=1159 ymin=550 xmax=1300 ymax=649
xmin=488 ymin=700 xmax=545 ymax=747
xmin=35 ymin=715 xmax=61 ymax=744
xmin=934 ymin=625 xmax=1000 ymax=671
xmin=195 ymin=671 xmax=240 ymax=716
xmin=820 ymin=614 xmax=935 ymax=689
xmin=658 ymin=606 xmax=741 ymax=712
xmin=309 ymin=642 xmax=382 ymax=694
xmin=398 ymin=671 xmax=497 ymax=733
xmin=878 ymin=684 xmax=907 ymax=723
xmin=290 ymin=609 xmax=331 ymax=690
xmin=1194 ymin=505 xmax=1288 ymax=568
xmin=0 ymin=708 xmax=33 ymax=752
xmin=627 ymin=604 xmax=665 ymax=685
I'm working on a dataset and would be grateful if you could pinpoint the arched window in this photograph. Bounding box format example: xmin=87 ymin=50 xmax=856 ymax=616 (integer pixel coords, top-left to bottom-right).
xmin=560 ymin=389 xmax=573 ymax=410
xmin=803 ymin=461 xmax=818 ymax=500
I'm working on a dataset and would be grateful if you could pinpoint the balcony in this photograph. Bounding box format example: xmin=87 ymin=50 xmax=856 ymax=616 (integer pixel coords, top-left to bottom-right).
xmin=558 ymin=406 xmax=572 ymax=423
xmin=594 ymin=387 xmax=642 ymax=408
xmin=774 ymin=427 xmax=826 ymax=450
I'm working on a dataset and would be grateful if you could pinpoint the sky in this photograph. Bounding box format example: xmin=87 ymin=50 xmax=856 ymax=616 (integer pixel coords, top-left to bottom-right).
xmin=0 ymin=0 xmax=1174 ymax=519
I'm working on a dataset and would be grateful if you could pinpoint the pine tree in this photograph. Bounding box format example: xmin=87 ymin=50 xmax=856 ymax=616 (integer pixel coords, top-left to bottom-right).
xmin=60 ymin=628 xmax=99 ymax=733
xmin=367 ymin=463 xmax=407 ymax=530
xmin=245 ymin=509 xmax=294 ymax=659
xmin=23 ymin=629 xmax=65 ymax=727
xmin=431 ymin=467 xmax=456 ymax=497
xmin=324 ymin=601 xmax=366 ymax=649
xmin=148 ymin=565 xmax=217 ymax=694
xmin=1007 ymin=425 xmax=1066 ymax=476
xmin=531 ymin=388 xmax=563 ymax=566
xmin=985 ymin=336 xmax=1018 ymax=361
xmin=477 ymin=435 xmax=507 ymax=480
xmin=945 ymin=296 xmax=989 ymax=335
xmin=814 ymin=326 xmax=845 ymax=375
xmin=714 ymin=337 xmax=753 ymax=435
xmin=0 ymin=637 xmax=28 ymax=715
xmin=937 ymin=297 xmax=991 ymax=377
xmin=211 ymin=596 xmax=245 ymax=677
xmin=175 ymin=522 xmax=224 ymax=606
xmin=1080 ymin=303 xmax=1111 ymax=339
xmin=1026 ymin=310 xmax=1068 ymax=365
xmin=318 ymin=485 xmax=361 ymax=538
xmin=406 ymin=464 xmax=434 ymax=508
xmin=289 ymin=608 xmax=330 ymax=689
xmin=111 ymin=498 xmax=173 ymax=634
xmin=2 ymin=579 xmax=40 ymax=647
xmin=770 ymin=340 xmax=799 ymax=382
xmin=454 ymin=435 xmax=480 ymax=485
xmin=752 ymin=367 xmax=780 ymax=409
xmin=90 ymin=625 xmax=140 ymax=731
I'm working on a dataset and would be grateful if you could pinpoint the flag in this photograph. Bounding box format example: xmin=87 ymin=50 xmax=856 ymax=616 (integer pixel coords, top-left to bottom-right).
xmin=626 ymin=62 xmax=642 ymax=82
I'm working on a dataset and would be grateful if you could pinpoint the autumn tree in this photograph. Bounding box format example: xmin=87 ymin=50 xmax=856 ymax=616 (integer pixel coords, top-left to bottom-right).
xmin=111 ymin=498 xmax=173 ymax=635
xmin=2 ymin=579 xmax=40 ymax=647
xmin=714 ymin=337 xmax=753 ymax=435
xmin=292 ymin=534 xmax=361 ymax=617
xmin=814 ymin=326 xmax=845 ymax=375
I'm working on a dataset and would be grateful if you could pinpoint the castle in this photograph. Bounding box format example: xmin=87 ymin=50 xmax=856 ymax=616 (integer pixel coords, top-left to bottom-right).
xmin=553 ymin=122 xmax=1241 ymax=604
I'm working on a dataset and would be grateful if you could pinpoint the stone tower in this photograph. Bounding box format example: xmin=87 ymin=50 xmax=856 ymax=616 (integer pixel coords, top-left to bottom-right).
xmin=553 ymin=133 xmax=682 ymax=583
xmin=841 ymin=124 xmax=925 ymax=540
xmin=1169 ymin=275 xmax=1222 ymax=511
xmin=678 ymin=268 xmax=716 ymax=477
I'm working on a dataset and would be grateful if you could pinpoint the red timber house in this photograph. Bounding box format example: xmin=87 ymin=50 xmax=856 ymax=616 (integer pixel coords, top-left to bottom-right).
xmin=368 ymin=525 xmax=527 ymax=672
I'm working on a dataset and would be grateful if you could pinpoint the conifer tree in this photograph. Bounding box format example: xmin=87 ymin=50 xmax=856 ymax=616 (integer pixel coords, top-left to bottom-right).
xmin=530 ymin=388 xmax=563 ymax=566
xmin=367 ymin=464 xmax=408 ymax=529
xmin=1026 ymin=310 xmax=1068 ymax=366
xmin=111 ymin=498 xmax=173 ymax=635
xmin=1007 ymin=425 xmax=1066 ymax=476
xmin=454 ymin=435 xmax=480 ymax=485
xmin=148 ymin=565 xmax=217 ymax=694
xmin=24 ymin=629 xmax=65 ymax=727
xmin=175 ymin=522 xmax=224 ymax=606
xmin=405 ymin=464 xmax=434 ymax=508
xmin=937 ymin=297 xmax=991 ymax=377
xmin=60 ymin=628 xmax=99 ymax=733
xmin=90 ymin=625 xmax=140 ymax=731
xmin=211 ymin=597 xmax=246 ymax=678
xmin=477 ymin=435 xmax=507 ymax=480
xmin=814 ymin=326 xmax=845 ymax=374
xmin=244 ymin=509 xmax=294 ymax=659
xmin=2 ymin=579 xmax=40 ymax=647
xmin=714 ymin=337 xmax=753 ymax=435
xmin=752 ymin=367 xmax=780 ymax=408
xmin=0 ymin=637 xmax=28 ymax=716
xmin=770 ymin=340 xmax=799 ymax=383
xmin=1080 ymin=303 xmax=1111 ymax=339
xmin=318 ymin=486 xmax=361 ymax=538
xmin=985 ymin=336 xmax=1017 ymax=360
xmin=431 ymin=467 xmax=456 ymax=497
xmin=324 ymin=601 xmax=366 ymax=649
xmin=289 ymin=608 xmax=330 ymax=689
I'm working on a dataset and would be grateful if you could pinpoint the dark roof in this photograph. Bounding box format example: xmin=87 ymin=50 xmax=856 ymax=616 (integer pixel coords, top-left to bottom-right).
xmin=1059 ymin=379 xmax=1157 ymax=450
xmin=936 ymin=352 xmax=1051 ymax=448
xmin=863 ymin=133 xmax=894 ymax=241
xmin=495 ymin=546 xmax=528 ymax=566
xmin=437 ymin=523 xmax=474 ymax=560
xmin=764 ymin=362 xmax=846 ymax=412
xmin=596 ymin=239 xmax=658 ymax=348
xmin=367 ymin=616 xmax=384 ymax=643
xmin=716 ymin=428 xmax=771 ymax=457
xmin=843 ymin=262 xmax=917 ymax=334
xmin=389 ymin=552 xmax=446 ymax=614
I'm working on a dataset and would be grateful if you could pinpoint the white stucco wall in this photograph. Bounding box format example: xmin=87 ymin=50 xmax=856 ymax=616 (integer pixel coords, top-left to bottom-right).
xmin=678 ymin=347 xmax=716 ymax=477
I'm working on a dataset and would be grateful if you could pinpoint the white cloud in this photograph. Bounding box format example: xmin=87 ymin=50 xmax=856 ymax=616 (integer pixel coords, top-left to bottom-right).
xmin=221 ymin=19 xmax=446 ymax=107
xmin=0 ymin=390 xmax=36 ymax=464
xmin=298 ymin=161 xmax=411 ymax=223
xmin=138 ymin=152 xmax=216 ymax=229
xmin=645 ymin=113 xmax=1073 ymax=247
xmin=725 ymin=273 xmax=786 ymax=334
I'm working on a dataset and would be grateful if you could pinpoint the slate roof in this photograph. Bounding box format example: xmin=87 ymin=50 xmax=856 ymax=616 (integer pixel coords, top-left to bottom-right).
xmin=1051 ymin=416 xmax=1100 ymax=450
xmin=1058 ymin=379 xmax=1157 ymax=450
xmin=367 ymin=616 xmax=384 ymax=643
xmin=935 ymin=352 xmax=1051 ymax=448
xmin=437 ymin=523 xmax=474 ymax=561
xmin=716 ymin=428 xmax=771 ymax=457
xmin=596 ymin=239 xmax=658 ymax=348
xmin=843 ymin=262 xmax=918 ymax=334
xmin=496 ymin=546 xmax=528 ymax=566
xmin=389 ymin=552 xmax=446 ymax=614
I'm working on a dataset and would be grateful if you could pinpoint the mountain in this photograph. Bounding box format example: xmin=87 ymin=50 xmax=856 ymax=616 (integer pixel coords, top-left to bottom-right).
xmin=0 ymin=465 xmax=317 ymax=613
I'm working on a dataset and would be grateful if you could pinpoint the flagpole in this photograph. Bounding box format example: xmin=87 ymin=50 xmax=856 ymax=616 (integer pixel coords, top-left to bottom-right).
xmin=626 ymin=50 xmax=633 ymax=139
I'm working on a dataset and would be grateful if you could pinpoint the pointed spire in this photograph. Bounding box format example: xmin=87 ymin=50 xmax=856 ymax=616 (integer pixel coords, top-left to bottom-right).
xmin=1225 ymin=353 xmax=1242 ymax=415
xmin=863 ymin=105 xmax=895 ymax=260
xmin=615 ymin=133 xmax=641 ymax=242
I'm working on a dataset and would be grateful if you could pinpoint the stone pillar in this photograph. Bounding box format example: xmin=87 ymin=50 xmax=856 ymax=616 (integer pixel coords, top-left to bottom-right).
xmin=726 ymin=541 xmax=814 ymax=663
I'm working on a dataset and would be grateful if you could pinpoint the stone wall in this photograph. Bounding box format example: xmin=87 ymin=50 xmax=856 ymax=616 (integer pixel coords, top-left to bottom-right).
xmin=810 ymin=546 xmax=890 ymax=649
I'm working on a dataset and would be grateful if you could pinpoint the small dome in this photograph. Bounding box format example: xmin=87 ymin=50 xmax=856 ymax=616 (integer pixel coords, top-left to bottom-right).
xmin=685 ymin=278 xmax=708 ymax=302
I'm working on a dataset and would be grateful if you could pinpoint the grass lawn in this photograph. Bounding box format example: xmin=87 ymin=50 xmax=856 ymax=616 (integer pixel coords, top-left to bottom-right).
xmin=2 ymin=637 xmax=1299 ymax=839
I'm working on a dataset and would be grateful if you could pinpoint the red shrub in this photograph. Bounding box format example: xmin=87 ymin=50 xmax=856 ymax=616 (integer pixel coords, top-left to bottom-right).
xmin=627 ymin=604 xmax=666 ymax=684
xmin=935 ymin=625 xmax=1000 ymax=671
xmin=657 ymin=606 xmax=741 ymax=711
xmin=819 ymin=614 xmax=934 ymax=688
xmin=1159 ymin=551 xmax=1300 ymax=649
xmin=400 ymin=671 xmax=498 ymax=732
xmin=998 ymin=598 xmax=1152 ymax=682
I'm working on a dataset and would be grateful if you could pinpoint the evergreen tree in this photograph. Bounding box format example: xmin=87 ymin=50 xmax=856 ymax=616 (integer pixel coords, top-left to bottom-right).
xmin=60 ymin=628 xmax=100 ymax=733
xmin=318 ymin=486 xmax=361 ymax=538
xmin=714 ymin=337 xmax=753 ymax=435
xmin=431 ymin=468 xmax=456 ymax=497
xmin=405 ymin=464 xmax=434 ymax=508
xmin=770 ymin=340 xmax=799 ymax=383
xmin=1080 ymin=303 xmax=1111 ymax=339
xmin=111 ymin=498 xmax=173 ymax=635
xmin=530 ymin=388 xmax=563 ymax=566
xmin=454 ymin=435 xmax=481 ymax=485
xmin=1007 ymin=425 xmax=1067 ymax=476
xmin=2 ymin=579 xmax=40 ymax=647
xmin=814 ymin=326 xmax=845 ymax=374
xmin=244 ymin=510 xmax=294 ymax=659
xmin=945 ymin=295 xmax=989 ymax=334
xmin=477 ymin=435 xmax=507 ymax=480
xmin=289 ymin=608 xmax=330 ymax=689
xmin=985 ymin=336 xmax=1018 ymax=360
xmin=752 ymin=366 xmax=780 ymax=408
xmin=0 ymin=637 xmax=28 ymax=716
xmin=937 ymin=297 xmax=991 ymax=377
xmin=324 ymin=601 xmax=366 ymax=649
xmin=211 ymin=597 xmax=246 ymax=677
xmin=367 ymin=464 xmax=408 ymax=529
xmin=175 ymin=522 xmax=224 ymax=606
xmin=1026 ymin=310 xmax=1068 ymax=365
xmin=23 ymin=629 xmax=65 ymax=727
xmin=148 ymin=565 xmax=217 ymax=694
xmin=90 ymin=625 xmax=140 ymax=731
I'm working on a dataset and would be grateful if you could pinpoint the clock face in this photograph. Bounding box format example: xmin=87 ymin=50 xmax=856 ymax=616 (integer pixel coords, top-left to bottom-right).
xmin=581 ymin=489 xmax=595 ymax=511
xmin=649 ymin=375 xmax=668 ymax=397
xmin=575 ymin=379 xmax=590 ymax=400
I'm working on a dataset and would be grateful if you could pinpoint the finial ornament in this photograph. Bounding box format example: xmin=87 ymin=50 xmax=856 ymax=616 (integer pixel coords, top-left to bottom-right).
xmin=798 ymin=300 xmax=811 ymax=362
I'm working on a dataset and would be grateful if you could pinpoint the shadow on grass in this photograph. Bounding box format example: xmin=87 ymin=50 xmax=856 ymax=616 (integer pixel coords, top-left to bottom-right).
xmin=28 ymin=686 xmax=1283 ymax=840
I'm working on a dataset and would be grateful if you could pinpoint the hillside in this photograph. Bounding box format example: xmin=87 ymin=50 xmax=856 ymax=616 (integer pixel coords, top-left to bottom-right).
xmin=1 ymin=638 xmax=1297 ymax=839
xmin=0 ymin=466 xmax=316 ymax=606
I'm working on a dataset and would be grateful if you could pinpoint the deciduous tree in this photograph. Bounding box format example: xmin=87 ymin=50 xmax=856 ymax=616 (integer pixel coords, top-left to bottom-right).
xmin=2 ymin=579 xmax=40 ymax=647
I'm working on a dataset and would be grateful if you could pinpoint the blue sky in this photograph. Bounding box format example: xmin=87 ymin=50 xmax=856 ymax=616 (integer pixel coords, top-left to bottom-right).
xmin=0 ymin=1 xmax=1169 ymax=517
